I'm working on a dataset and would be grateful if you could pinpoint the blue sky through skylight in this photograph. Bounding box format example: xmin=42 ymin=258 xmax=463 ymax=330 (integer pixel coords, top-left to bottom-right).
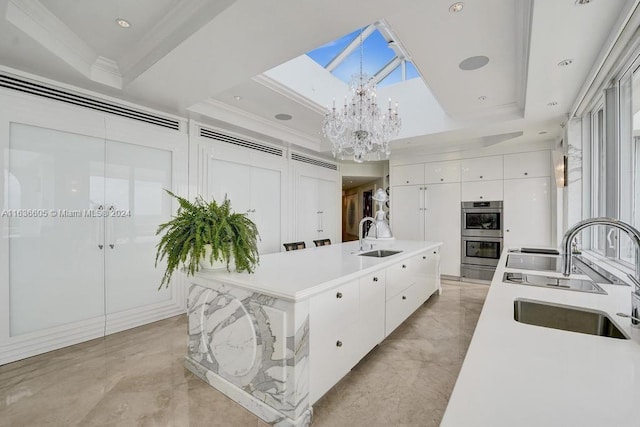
xmin=306 ymin=25 xmax=421 ymax=88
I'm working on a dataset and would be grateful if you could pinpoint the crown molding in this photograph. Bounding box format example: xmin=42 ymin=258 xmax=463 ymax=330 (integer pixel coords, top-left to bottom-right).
xmin=252 ymin=74 xmax=326 ymax=115
xmin=6 ymin=0 xmax=123 ymax=89
xmin=189 ymin=99 xmax=323 ymax=152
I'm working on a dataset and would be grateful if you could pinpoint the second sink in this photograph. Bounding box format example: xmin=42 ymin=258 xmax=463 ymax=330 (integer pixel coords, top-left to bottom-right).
xmin=514 ymin=298 xmax=628 ymax=339
xmin=358 ymin=249 xmax=402 ymax=258
xmin=503 ymin=272 xmax=607 ymax=295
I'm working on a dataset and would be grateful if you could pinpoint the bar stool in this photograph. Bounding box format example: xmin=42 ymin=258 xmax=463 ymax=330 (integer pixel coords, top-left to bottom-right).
xmin=283 ymin=241 xmax=306 ymax=251
xmin=313 ymin=239 xmax=331 ymax=247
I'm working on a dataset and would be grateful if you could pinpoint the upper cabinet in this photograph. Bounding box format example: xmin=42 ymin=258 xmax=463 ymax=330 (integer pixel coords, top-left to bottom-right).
xmin=503 ymin=151 xmax=551 ymax=179
xmin=391 ymin=164 xmax=424 ymax=186
xmin=424 ymin=160 xmax=461 ymax=184
xmin=461 ymin=156 xmax=503 ymax=182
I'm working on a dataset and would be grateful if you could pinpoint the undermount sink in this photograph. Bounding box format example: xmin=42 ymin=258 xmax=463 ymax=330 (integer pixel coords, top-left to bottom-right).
xmin=503 ymin=272 xmax=607 ymax=295
xmin=358 ymin=249 xmax=402 ymax=258
xmin=514 ymin=298 xmax=629 ymax=339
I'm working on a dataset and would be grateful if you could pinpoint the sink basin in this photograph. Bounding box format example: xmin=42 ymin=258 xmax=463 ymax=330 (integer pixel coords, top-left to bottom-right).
xmin=503 ymin=272 xmax=607 ymax=295
xmin=358 ymin=249 xmax=402 ymax=258
xmin=505 ymin=254 xmax=628 ymax=286
xmin=514 ymin=298 xmax=628 ymax=339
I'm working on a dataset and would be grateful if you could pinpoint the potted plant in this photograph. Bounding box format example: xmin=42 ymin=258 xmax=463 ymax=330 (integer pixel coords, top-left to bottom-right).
xmin=155 ymin=190 xmax=259 ymax=288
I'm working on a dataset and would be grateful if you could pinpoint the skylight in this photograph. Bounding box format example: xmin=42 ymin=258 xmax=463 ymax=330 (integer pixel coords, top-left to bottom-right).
xmin=306 ymin=23 xmax=420 ymax=88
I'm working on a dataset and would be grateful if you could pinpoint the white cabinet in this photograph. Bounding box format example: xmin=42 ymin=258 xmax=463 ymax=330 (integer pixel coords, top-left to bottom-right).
xmin=391 ymin=164 xmax=424 ymax=186
xmin=413 ymin=248 xmax=440 ymax=301
xmin=461 ymin=156 xmax=503 ymax=182
xmin=391 ymin=185 xmax=424 ymax=240
xmin=425 ymin=184 xmax=460 ymax=276
xmin=425 ymin=160 xmax=461 ymax=184
xmin=358 ymin=270 xmax=386 ymax=356
xmin=209 ymin=159 xmax=282 ymax=254
xmin=461 ymin=180 xmax=503 ymax=202
xmin=503 ymin=151 xmax=550 ymax=179
xmin=386 ymin=258 xmax=414 ymax=300
xmin=297 ymin=174 xmax=338 ymax=246
xmin=1 ymin=96 xmax=187 ymax=364
xmin=309 ymin=279 xmax=360 ymax=403
xmin=503 ymin=177 xmax=551 ymax=249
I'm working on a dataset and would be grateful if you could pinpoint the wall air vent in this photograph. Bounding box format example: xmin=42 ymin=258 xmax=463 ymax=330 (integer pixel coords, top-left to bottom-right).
xmin=199 ymin=127 xmax=284 ymax=157
xmin=0 ymin=73 xmax=180 ymax=131
xmin=291 ymin=153 xmax=338 ymax=170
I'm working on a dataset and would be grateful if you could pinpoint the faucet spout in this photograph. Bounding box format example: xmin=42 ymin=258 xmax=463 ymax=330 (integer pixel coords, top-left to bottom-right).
xmin=359 ymin=216 xmax=376 ymax=251
xmin=561 ymin=217 xmax=640 ymax=325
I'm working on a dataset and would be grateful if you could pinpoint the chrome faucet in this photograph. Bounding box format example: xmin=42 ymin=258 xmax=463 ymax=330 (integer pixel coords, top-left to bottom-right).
xmin=561 ymin=217 xmax=640 ymax=325
xmin=359 ymin=216 xmax=376 ymax=251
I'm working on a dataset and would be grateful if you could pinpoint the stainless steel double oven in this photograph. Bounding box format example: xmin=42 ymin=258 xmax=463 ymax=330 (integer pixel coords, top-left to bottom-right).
xmin=460 ymin=201 xmax=503 ymax=281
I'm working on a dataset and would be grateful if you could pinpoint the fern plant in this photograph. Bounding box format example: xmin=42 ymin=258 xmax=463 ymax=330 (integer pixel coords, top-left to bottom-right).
xmin=155 ymin=190 xmax=259 ymax=288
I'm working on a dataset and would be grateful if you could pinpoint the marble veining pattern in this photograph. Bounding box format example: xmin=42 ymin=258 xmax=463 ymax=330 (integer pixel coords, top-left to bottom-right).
xmin=186 ymin=282 xmax=311 ymax=426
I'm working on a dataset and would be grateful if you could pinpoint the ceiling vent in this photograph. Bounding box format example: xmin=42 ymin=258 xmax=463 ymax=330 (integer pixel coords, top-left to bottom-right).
xmin=0 ymin=73 xmax=180 ymax=131
xmin=291 ymin=152 xmax=338 ymax=170
xmin=199 ymin=127 xmax=284 ymax=157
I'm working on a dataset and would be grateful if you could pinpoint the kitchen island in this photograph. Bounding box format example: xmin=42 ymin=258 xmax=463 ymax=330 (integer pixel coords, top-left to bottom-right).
xmin=442 ymin=249 xmax=640 ymax=426
xmin=185 ymin=240 xmax=442 ymax=426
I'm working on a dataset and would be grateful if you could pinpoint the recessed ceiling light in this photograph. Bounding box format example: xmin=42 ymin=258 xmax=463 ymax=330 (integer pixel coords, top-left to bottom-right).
xmin=459 ymin=56 xmax=490 ymax=71
xmin=116 ymin=18 xmax=130 ymax=28
xmin=275 ymin=113 xmax=292 ymax=121
xmin=478 ymin=96 xmax=487 ymax=101
xmin=538 ymin=131 xmax=548 ymax=135
xmin=547 ymin=101 xmax=558 ymax=107
xmin=234 ymin=95 xmax=242 ymax=101
xmin=449 ymin=2 xmax=464 ymax=13
xmin=558 ymin=59 xmax=573 ymax=67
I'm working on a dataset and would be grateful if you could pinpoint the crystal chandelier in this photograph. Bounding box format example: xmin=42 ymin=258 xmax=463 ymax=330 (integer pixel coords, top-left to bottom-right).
xmin=322 ymin=29 xmax=402 ymax=163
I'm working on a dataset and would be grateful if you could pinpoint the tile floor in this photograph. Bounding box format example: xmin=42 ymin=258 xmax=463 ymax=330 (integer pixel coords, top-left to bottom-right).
xmin=0 ymin=280 xmax=488 ymax=426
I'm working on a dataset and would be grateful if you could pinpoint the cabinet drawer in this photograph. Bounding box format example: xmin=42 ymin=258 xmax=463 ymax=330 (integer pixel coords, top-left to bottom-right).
xmin=461 ymin=156 xmax=503 ymax=182
xmin=309 ymin=321 xmax=359 ymax=403
xmin=310 ymin=280 xmax=359 ymax=332
xmin=386 ymin=259 xmax=414 ymax=301
xmin=385 ymin=281 xmax=423 ymax=337
xmin=425 ymin=160 xmax=461 ymax=184
xmin=503 ymin=151 xmax=550 ymax=179
xmin=392 ymin=164 xmax=424 ymax=186
xmin=412 ymin=250 xmax=440 ymax=301
xmin=359 ymin=270 xmax=386 ymax=357
xmin=461 ymin=180 xmax=503 ymax=202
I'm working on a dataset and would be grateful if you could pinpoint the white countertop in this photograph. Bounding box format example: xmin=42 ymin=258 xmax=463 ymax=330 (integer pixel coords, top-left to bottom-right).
xmin=441 ymin=250 xmax=640 ymax=427
xmin=193 ymin=240 xmax=442 ymax=301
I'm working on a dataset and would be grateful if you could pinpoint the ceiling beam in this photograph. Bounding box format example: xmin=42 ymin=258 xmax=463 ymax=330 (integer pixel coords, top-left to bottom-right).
xmin=326 ymin=24 xmax=375 ymax=72
xmin=373 ymin=57 xmax=402 ymax=84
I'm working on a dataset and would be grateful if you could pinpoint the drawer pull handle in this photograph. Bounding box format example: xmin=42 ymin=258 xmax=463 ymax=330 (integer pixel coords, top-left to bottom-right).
xmin=336 ymin=340 xmax=343 ymax=347
xmin=440 ymin=178 xmax=443 ymax=181
xmin=406 ymin=180 xmax=409 ymax=183
xmin=524 ymin=172 xmax=528 ymax=176
xmin=402 ymin=264 xmax=406 ymax=269
xmin=402 ymin=296 xmax=407 ymax=300
xmin=373 ymin=277 xmax=378 ymax=282
xmin=433 ymin=251 xmax=437 ymax=254
xmin=336 ymin=292 xmax=343 ymax=299
xmin=480 ymin=175 xmax=483 ymax=179
xmin=422 ymin=256 xmax=426 ymax=259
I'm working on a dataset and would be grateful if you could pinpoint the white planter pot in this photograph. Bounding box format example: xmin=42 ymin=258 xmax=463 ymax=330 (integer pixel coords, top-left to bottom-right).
xmin=199 ymin=245 xmax=234 ymax=271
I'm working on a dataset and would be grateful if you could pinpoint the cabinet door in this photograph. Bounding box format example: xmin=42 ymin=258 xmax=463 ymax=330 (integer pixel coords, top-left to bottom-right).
xmin=503 ymin=177 xmax=551 ymax=249
xmin=250 ymin=166 xmax=282 ymax=254
xmin=461 ymin=156 xmax=503 ymax=182
xmin=8 ymin=123 xmax=105 ymax=336
xmin=461 ymin=180 xmax=503 ymax=202
xmin=425 ymin=183 xmax=460 ymax=276
xmin=385 ymin=281 xmax=423 ymax=337
xmin=391 ymin=164 xmax=424 ymax=186
xmin=317 ymin=177 xmax=338 ymax=243
xmin=208 ymin=159 xmax=252 ymax=213
xmin=425 ymin=160 xmax=461 ymax=184
xmin=297 ymin=175 xmax=319 ymax=245
xmin=104 ymin=141 xmax=173 ymax=314
xmin=503 ymin=151 xmax=550 ymax=179
xmin=358 ymin=270 xmax=386 ymax=358
xmin=386 ymin=259 xmax=414 ymax=301
xmin=413 ymin=249 xmax=440 ymax=301
xmin=390 ymin=185 xmax=424 ymax=240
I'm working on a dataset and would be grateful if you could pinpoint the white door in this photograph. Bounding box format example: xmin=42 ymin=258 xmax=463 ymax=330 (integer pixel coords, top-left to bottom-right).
xmin=8 ymin=123 xmax=105 ymax=336
xmin=208 ymin=159 xmax=252 ymax=214
xmin=104 ymin=140 xmax=173 ymax=314
xmin=317 ymin=177 xmax=338 ymax=243
xmin=250 ymin=166 xmax=281 ymax=254
xmin=503 ymin=177 xmax=551 ymax=249
xmin=297 ymin=175 xmax=319 ymax=246
xmin=425 ymin=183 xmax=461 ymax=276
xmin=390 ymin=185 xmax=424 ymax=240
